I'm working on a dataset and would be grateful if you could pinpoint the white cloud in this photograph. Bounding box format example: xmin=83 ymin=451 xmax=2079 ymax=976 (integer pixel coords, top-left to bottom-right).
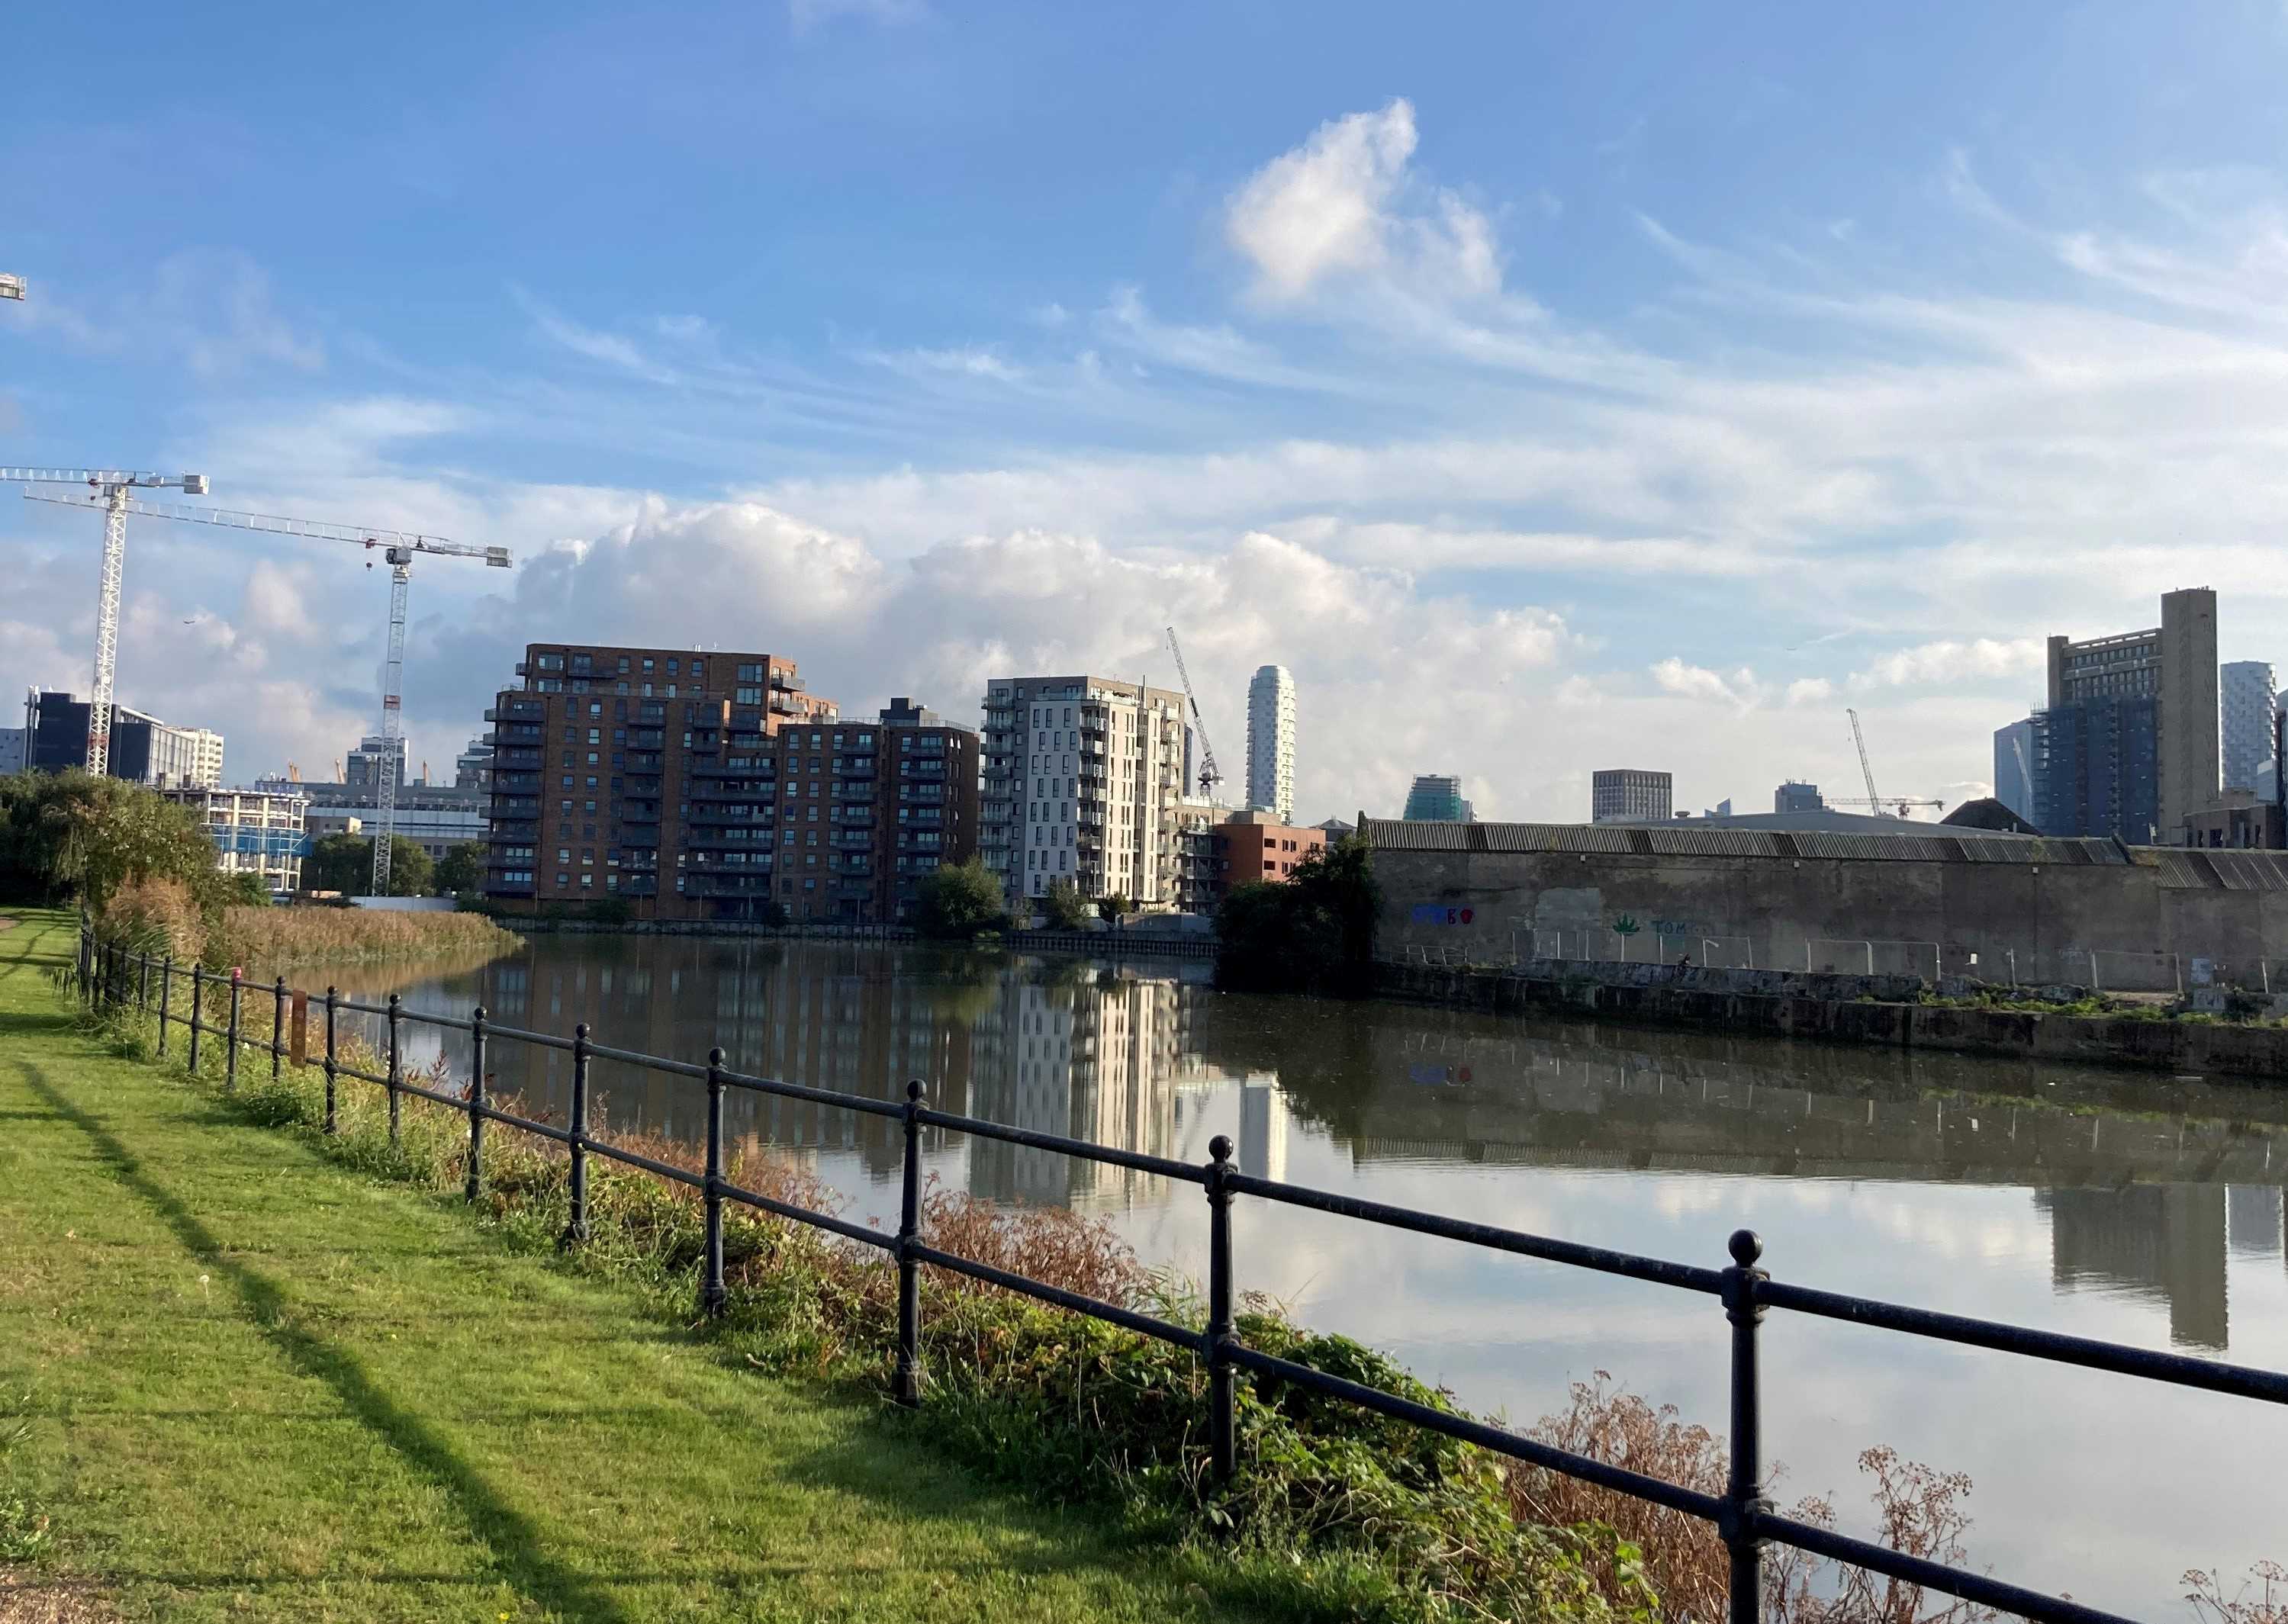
xmin=1849 ymin=638 xmax=2045 ymax=690
xmin=1227 ymin=100 xmax=1418 ymax=301
xmin=1652 ymin=658 xmax=1761 ymax=709
xmin=1224 ymin=98 xmax=1500 ymax=307
xmin=13 ymin=249 xmax=323 ymax=378
xmin=858 ymin=344 xmax=1026 ymax=382
xmin=1785 ymin=677 xmax=1835 ymax=706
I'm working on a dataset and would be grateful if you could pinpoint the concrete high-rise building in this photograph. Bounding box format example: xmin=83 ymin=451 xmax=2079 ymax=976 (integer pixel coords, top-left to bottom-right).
xmin=482 ymin=642 xmax=839 ymax=920
xmin=1591 ymin=768 xmax=1672 ymax=823
xmin=1401 ymin=774 xmax=1473 ymax=822
xmin=454 ymin=735 xmax=494 ymax=792
xmin=978 ymin=675 xmax=1192 ymax=907
xmin=1991 ymin=719 xmax=2037 ymax=824
xmin=346 ymin=733 xmax=407 ymax=793
xmin=185 ymin=729 xmax=225 ymax=789
xmin=161 ymin=786 xmax=309 ymax=896
xmin=1244 ymin=664 xmax=1296 ymax=824
xmin=2032 ymin=699 xmax=2157 ymax=842
xmin=2042 ymin=588 xmax=2219 ymax=840
xmin=1775 ymin=780 xmax=1825 ymax=815
xmin=0 ymin=727 xmax=24 ymax=775
xmin=2221 ymin=661 xmax=2275 ymax=795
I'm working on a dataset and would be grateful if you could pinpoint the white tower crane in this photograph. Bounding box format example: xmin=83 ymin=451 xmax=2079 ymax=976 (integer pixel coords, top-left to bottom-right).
xmin=5 ymin=468 xmax=212 ymax=775
xmin=1846 ymin=706 xmax=1881 ymax=805
xmin=21 ymin=491 xmax=510 ymax=894
xmin=1163 ymin=625 xmax=1223 ymax=799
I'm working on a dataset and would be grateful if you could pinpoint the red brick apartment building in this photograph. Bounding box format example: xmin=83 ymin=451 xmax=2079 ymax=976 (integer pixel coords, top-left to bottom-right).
xmin=483 ymin=644 xmax=978 ymax=922
xmin=1193 ymin=809 xmax=1327 ymax=908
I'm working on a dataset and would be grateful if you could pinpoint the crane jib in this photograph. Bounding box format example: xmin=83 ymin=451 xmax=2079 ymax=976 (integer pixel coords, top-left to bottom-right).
xmin=18 ymin=479 xmax=513 ymax=898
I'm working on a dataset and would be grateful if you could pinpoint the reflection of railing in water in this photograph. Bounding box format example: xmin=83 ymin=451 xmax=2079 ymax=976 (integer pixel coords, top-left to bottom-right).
xmin=83 ymin=928 xmax=2288 ymax=1624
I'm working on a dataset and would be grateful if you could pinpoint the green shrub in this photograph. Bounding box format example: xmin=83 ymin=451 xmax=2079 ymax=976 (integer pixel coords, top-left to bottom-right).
xmin=1216 ymin=836 xmax=1381 ymax=997
xmin=912 ymin=857 xmax=1009 ymax=940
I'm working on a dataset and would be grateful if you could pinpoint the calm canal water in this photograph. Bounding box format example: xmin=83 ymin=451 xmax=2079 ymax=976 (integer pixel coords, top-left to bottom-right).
xmin=313 ymin=932 xmax=2288 ymax=1618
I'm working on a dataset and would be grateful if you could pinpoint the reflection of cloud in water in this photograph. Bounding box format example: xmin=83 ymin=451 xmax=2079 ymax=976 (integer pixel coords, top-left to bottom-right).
xmin=336 ymin=932 xmax=2288 ymax=1618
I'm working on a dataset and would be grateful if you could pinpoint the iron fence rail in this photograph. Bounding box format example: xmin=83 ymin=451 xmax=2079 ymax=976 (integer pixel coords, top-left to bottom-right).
xmin=76 ymin=928 xmax=2287 ymax=1624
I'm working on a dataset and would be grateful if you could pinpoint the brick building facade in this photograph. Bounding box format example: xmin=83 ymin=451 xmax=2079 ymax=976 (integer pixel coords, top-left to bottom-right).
xmin=765 ymin=698 xmax=980 ymax=923
xmin=481 ymin=642 xmax=838 ymax=920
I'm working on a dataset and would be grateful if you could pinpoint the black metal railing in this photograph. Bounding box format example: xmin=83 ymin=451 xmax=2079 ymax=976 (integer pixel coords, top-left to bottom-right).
xmin=72 ymin=926 xmax=2287 ymax=1624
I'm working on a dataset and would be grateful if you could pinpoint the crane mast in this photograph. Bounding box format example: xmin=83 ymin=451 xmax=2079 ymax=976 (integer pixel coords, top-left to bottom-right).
xmin=1163 ymin=626 xmax=1222 ymax=799
xmin=375 ymin=552 xmax=412 ymax=893
xmin=6 ymin=468 xmax=211 ymax=776
xmin=22 ymin=490 xmax=510 ymax=894
xmin=1846 ymin=707 xmax=1881 ymax=806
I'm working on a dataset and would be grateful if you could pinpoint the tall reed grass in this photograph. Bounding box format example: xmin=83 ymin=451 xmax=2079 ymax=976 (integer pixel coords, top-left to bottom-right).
xmin=203 ymin=904 xmax=516 ymax=972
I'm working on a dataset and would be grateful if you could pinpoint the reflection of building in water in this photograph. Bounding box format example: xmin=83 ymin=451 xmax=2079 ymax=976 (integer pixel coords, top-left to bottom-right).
xmin=2037 ymin=1185 xmax=2229 ymax=1350
xmin=1239 ymin=1079 xmax=1288 ymax=1182
xmin=2227 ymin=1185 xmax=2283 ymax=1260
xmin=967 ymin=974 xmax=1190 ymax=1210
xmin=471 ymin=944 xmax=981 ymax=1178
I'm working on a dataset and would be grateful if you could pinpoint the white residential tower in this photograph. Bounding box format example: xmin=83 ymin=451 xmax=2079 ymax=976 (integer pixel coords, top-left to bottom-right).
xmin=979 ymin=675 xmax=1193 ymax=907
xmin=1245 ymin=663 xmax=1295 ymax=824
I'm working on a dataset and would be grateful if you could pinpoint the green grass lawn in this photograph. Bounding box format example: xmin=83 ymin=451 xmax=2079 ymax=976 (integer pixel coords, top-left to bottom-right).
xmin=0 ymin=910 xmax=1265 ymax=1623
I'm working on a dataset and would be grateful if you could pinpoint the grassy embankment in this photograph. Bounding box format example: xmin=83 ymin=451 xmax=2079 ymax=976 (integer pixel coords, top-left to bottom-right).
xmin=0 ymin=912 xmax=1347 ymax=1624
xmin=3 ymin=908 xmax=1659 ymax=1624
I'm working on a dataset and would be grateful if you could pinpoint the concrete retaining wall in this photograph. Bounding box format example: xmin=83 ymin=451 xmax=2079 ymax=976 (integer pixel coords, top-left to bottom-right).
xmin=1370 ymin=830 xmax=2288 ymax=990
xmin=1376 ymin=960 xmax=2288 ymax=1082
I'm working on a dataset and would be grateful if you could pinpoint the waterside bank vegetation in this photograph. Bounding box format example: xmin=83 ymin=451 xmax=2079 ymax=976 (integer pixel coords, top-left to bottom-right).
xmin=3 ymin=772 xmax=520 ymax=976
xmin=48 ymin=915 xmax=2283 ymax=1624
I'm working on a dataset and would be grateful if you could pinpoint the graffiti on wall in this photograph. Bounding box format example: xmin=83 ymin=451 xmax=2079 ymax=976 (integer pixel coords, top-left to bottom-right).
xmin=1410 ymin=903 xmax=1477 ymax=926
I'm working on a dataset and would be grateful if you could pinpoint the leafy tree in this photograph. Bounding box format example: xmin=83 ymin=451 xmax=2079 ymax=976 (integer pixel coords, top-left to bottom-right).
xmin=302 ymin=832 xmax=435 ymax=898
xmin=301 ymin=834 xmax=368 ymax=895
xmin=0 ymin=771 xmax=219 ymax=915
xmin=1098 ymin=891 xmax=1133 ymax=920
xmin=1214 ymin=835 xmax=1382 ymax=997
xmin=224 ymin=870 xmax=273 ymax=907
xmin=434 ymin=840 xmax=487 ymax=897
xmin=1041 ymin=877 xmax=1093 ymax=931
xmin=912 ymin=857 xmax=1007 ymax=941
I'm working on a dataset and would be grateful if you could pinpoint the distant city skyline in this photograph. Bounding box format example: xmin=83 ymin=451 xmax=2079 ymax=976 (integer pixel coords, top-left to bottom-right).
xmin=11 ymin=6 xmax=2288 ymax=825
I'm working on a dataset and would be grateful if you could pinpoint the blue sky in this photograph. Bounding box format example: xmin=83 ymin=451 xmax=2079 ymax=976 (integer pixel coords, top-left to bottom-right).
xmin=8 ymin=1 xmax=2288 ymax=818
